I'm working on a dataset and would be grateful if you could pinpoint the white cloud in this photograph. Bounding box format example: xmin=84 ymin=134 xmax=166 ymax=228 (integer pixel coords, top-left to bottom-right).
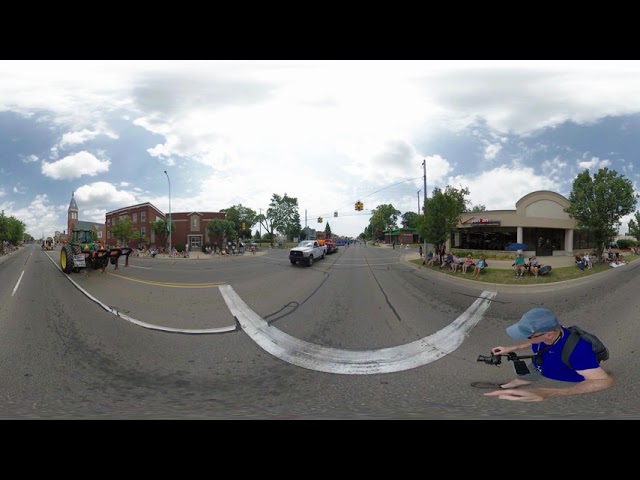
xmin=41 ymin=151 xmax=111 ymax=180
xmin=1 ymin=60 xmax=640 ymax=239
xmin=577 ymin=156 xmax=612 ymax=171
xmin=483 ymin=142 xmax=502 ymax=160
xmin=74 ymin=182 xmax=137 ymax=210
xmin=60 ymin=129 xmax=100 ymax=147
xmin=21 ymin=154 xmax=39 ymax=163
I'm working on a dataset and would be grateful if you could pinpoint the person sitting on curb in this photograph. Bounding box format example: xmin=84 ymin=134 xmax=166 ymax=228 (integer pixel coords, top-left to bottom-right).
xmin=513 ymin=253 xmax=526 ymax=278
xmin=471 ymin=256 xmax=486 ymax=279
xmin=462 ymin=254 xmax=474 ymax=274
xmin=440 ymin=252 xmax=453 ymax=270
xmin=423 ymin=250 xmax=435 ymax=266
xmin=473 ymin=307 xmax=613 ymax=402
xmin=528 ymin=255 xmax=540 ymax=277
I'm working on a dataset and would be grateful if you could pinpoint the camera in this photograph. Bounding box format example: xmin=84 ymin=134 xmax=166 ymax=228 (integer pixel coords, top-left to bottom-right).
xmin=477 ymin=352 xmax=532 ymax=375
xmin=477 ymin=353 xmax=503 ymax=365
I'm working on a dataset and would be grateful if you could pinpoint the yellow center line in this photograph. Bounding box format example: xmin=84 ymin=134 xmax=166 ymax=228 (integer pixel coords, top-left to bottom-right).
xmin=106 ymin=272 xmax=226 ymax=288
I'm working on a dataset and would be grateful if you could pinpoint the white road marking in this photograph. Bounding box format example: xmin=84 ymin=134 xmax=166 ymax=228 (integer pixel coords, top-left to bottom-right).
xmin=220 ymin=284 xmax=497 ymax=374
xmin=12 ymin=270 xmax=25 ymax=296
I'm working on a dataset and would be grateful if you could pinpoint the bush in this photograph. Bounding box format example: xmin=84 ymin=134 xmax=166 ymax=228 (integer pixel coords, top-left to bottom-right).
xmin=616 ymin=239 xmax=635 ymax=249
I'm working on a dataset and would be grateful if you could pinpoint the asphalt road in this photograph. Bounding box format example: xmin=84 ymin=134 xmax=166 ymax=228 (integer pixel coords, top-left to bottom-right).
xmin=0 ymin=243 xmax=637 ymax=419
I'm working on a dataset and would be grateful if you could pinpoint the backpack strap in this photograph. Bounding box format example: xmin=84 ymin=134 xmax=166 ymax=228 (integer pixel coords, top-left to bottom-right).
xmin=561 ymin=327 xmax=580 ymax=370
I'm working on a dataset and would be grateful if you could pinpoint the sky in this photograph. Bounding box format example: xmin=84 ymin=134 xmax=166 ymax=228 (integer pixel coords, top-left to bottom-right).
xmin=0 ymin=60 xmax=639 ymax=240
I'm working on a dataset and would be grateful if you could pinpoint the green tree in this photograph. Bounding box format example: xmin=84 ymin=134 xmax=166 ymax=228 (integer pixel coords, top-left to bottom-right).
xmin=220 ymin=204 xmax=257 ymax=240
xmin=110 ymin=217 xmax=143 ymax=246
xmin=564 ymin=168 xmax=638 ymax=258
xmin=0 ymin=214 xmax=26 ymax=246
xmin=207 ymin=219 xmax=236 ymax=247
xmin=324 ymin=222 xmax=332 ymax=239
xmin=285 ymin=210 xmax=302 ymax=241
xmin=628 ymin=211 xmax=640 ymax=242
xmin=369 ymin=204 xmax=401 ymax=241
xmin=257 ymin=193 xmax=301 ymax=247
xmin=418 ymin=185 xmax=470 ymax=253
xmin=401 ymin=211 xmax=420 ymax=229
xmin=150 ymin=218 xmax=174 ymax=248
xmin=466 ymin=203 xmax=486 ymax=213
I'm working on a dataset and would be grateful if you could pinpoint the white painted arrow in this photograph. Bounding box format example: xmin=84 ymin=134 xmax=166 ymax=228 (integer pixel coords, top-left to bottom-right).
xmin=220 ymin=285 xmax=497 ymax=375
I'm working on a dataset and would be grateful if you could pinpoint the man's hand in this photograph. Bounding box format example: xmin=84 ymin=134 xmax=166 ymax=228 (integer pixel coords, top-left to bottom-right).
xmin=484 ymin=388 xmax=548 ymax=402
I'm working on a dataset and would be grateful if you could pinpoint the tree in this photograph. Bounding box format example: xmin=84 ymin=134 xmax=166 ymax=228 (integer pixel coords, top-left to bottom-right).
xmin=151 ymin=218 xmax=174 ymax=248
xmin=369 ymin=204 xmax=401 ymax=242
xmin=564 ymin=168 xmax=638 ymax=258
xmin=324 ymin=222 xmax=332 ymax=239
xmin=466 ymin=204 xmax=486 ymax=213
xmin=401 ymin=211 xmax=420 ymax=229
xmin=418 ymin=185 xmax=470 ymax=253
xmin=257 ymin=193 xmax=301 ymax=246
xmin=220 ymin=204 xmax=257 ymax=240
xmin=0 ymin=213 xmax=26 ymax=246
xmin=110 ymin=217 xmax=143 ymax=246
xmin=207 ymin=219 xmax=236 ymax=247
xmin=628 ymin=211 xmax=640 ymax=242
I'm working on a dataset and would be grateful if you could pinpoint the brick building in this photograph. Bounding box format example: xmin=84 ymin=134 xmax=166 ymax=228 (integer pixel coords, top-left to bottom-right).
xmin=105 ymin=202 xmax=166 ymax=249
xmin=67 ymin=192 xmax=233 ymax=252
xmin=105 ymin=203 xmax=227 ymax=251
xmin=169 ymin=211 xmax=226 ymax=251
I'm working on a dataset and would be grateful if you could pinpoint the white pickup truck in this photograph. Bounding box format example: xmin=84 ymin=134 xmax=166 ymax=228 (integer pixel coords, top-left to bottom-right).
xmin=289 ymin=240 xmax=327 ymax=266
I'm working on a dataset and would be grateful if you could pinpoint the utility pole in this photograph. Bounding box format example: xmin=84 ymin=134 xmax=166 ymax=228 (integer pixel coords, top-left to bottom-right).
xmin=422 ymin=159 xmax=428 ymax=256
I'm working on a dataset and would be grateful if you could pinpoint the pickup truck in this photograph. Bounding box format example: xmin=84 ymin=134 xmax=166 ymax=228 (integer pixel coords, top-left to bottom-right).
xmin=318 ymin=238 xmax=338 ymax=254
xmin=289 ymin=240 xmax=327 ymax=266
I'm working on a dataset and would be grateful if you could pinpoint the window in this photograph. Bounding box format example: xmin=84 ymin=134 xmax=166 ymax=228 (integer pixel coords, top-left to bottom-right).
xmin=132 ymin=213 xmax=137 ymax=223
xmin=141 ymin=211 xmax=146 ymax=222
xmin=107 ymin=218 xmax=111 ymax=226
xmin=141 ymin=227 xmax=146 ymax=237
xmin=107 ymin=231 xmax=111 ymax=238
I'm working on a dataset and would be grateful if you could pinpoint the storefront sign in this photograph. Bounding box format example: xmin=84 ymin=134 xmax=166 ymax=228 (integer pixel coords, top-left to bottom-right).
xmin=470 ymin=218 xmax=501 ymax=226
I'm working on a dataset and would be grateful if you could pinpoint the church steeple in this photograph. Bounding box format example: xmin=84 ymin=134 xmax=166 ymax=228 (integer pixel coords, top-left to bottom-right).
xmin=68 ymin=191 xmax=79 ymax=234
xmin=69 ymin=191 xmax=78 ymax=212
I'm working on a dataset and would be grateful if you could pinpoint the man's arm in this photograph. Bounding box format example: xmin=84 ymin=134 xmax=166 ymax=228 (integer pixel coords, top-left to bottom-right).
xmin=491 ymin=341 xmax=532 ymax=355
xmin=484 ymin=367 xmax=614 ymax=402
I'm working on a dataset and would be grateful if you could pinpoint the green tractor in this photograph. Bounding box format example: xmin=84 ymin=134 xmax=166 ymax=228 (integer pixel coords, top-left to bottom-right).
xmin=60 ymin=228 xmax=133 ymax=274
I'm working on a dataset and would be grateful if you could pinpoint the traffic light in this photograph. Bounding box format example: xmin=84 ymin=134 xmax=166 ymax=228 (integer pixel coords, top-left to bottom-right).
xmin=317 ymin=217 xmax=323 ymax=223
xmin=355 ymin=201 xmax=364 ymax=211
xmin=242 ymin=222 xmax=246 ymax=230
xmin=334 ymin=211 xmax=338 ymax=217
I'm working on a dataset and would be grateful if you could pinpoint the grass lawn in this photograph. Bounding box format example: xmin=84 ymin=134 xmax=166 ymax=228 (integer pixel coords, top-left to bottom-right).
xmin=409 ymin=255 xmax=638 ymax=285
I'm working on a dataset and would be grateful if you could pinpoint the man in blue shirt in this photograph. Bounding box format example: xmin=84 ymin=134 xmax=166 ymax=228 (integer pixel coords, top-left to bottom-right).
xmin=478 ymin=307 xmax=613 ymax=402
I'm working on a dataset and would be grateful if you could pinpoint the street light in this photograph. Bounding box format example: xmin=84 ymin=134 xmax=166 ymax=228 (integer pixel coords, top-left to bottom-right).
xmin=164 ymin=170 xmax=172 ymax=256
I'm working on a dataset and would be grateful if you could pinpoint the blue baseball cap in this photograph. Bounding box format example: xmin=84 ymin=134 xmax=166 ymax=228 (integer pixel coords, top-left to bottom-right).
xmin=506 ymin=308 xmax=560 ymax=340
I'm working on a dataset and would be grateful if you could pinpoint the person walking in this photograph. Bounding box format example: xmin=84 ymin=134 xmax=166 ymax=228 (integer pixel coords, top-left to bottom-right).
xmin=473 ymin=308 xmax=613 ymax=402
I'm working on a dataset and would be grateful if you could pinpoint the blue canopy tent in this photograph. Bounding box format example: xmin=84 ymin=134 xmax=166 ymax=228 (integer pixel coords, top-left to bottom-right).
xmin=506 ymin=243 xmax=528 ymax=251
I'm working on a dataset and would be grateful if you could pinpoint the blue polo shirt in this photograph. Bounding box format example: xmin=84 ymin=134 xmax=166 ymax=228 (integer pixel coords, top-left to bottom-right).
xmin=530 ymin=326 xmax=601 ymax=382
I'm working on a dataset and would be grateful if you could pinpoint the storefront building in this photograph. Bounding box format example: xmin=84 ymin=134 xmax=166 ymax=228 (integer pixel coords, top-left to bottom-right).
xmin=453 ymin=190 xmax=596 ymax=256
